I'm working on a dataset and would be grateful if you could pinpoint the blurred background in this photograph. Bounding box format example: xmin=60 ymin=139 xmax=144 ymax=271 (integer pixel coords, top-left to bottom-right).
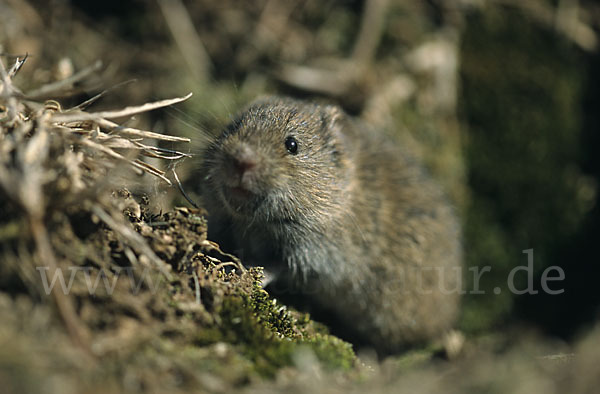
xmin=2 ymin=0 xmax=599 ymax=343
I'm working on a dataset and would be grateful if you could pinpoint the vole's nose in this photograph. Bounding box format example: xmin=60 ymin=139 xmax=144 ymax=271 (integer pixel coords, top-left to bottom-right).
xmin=233 ymin=157 xmax=256 ymax=175
xmin=231 ymin=144 xmax=257 ymax=178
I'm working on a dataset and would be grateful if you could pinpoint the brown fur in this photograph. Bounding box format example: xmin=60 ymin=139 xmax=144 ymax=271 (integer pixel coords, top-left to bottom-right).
xmin=200 ymin=96 xmax=462 ymax=354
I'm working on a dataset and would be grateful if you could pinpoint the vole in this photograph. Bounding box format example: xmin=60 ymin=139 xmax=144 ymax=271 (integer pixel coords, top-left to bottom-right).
xmin=200 ymin=96 xmax=462 ymax=354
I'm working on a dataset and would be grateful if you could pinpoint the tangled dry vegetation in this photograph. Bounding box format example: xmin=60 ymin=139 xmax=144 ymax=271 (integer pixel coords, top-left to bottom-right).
xmin=0 ymin=54 xmax=356 ymax=393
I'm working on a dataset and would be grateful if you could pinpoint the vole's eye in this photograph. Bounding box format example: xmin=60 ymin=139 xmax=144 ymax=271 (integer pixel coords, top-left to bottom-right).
xmin=285 ymin=136 xmax=298 ymax=155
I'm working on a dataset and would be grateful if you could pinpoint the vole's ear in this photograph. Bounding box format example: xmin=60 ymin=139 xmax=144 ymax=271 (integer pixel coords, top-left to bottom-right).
xmin=322 ymin=105 xmax=350 ymax=143
xmin=323 ymin=104 xmax=344 ymax=130
xmin=322 ymin=104 xmax=355 ymax=158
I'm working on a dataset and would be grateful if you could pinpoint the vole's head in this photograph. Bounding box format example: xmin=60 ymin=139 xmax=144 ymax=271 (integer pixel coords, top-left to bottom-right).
xmin=202 ymin=96 xmax=353 ymax=226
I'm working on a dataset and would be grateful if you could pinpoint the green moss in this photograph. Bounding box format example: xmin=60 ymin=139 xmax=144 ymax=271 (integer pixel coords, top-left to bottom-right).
xmin=459 ymin=7 xmax=587 ymax=332
xmin=200 ymin=274 xmax=356 ymax=377
xmin=190 ymin=266 xmax=352 ymax=376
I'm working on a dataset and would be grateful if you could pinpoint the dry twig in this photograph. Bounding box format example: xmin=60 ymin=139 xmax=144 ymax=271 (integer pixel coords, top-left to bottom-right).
xmin=157 ymin=0 xmax=212 ymax=82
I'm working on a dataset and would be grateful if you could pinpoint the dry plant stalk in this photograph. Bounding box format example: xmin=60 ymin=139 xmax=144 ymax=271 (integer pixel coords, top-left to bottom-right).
xmin=0 ymin=53 xmax=192 ymax=353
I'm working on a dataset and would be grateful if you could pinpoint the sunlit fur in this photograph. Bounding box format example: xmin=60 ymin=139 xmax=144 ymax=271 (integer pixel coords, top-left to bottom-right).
xmin=201 ymin=97 xmax=462 ymax=354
